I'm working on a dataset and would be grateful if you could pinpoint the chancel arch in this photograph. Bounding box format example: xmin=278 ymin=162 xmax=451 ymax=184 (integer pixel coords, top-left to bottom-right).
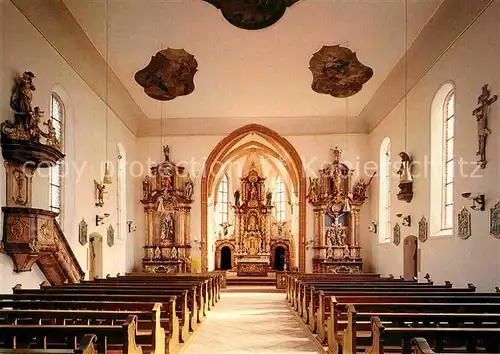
xmin=201 ymin=124 xmax=306 ymax=272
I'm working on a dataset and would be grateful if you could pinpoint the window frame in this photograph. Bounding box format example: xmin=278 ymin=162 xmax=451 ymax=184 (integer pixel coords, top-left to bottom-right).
xmin=441 ymin=90 xmax=455 ymax=231
xmin=378 ymin=137 xmax=391 ymax=243
xmin=49 ymin=93 xmax=64 ymax=225
xmin=217 ymin=174 xmax=229 ymax=225
xmin=275 ymin=176 xmax=286 ymax=222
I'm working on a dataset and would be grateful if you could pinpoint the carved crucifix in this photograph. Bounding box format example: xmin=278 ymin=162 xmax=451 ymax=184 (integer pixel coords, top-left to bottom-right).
xmin=473 ymin=84 xmax=497 ymax=169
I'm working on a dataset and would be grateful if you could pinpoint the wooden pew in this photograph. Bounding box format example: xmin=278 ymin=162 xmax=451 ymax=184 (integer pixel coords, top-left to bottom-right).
xmin=34 ymin=283 xmax=202 ymax=330
xmin=0 ymin=315 xmax=144 ymax=354
xmin=0 ymin=334 xmax=96 ymax=354
xmin=0 ymin=293 xmax=182 ymax=350
xmin=324 ymin=298 xmax=500 ymax=354
xmin=365 ymin=316 xmax=500 ymax=354
xmin=0 ymin=305 xmax=166 ymax=354
xmin=338 ymin=304 xmax=500 ymax=354
xmin=316 ymin=291 xmax=500 ymax=346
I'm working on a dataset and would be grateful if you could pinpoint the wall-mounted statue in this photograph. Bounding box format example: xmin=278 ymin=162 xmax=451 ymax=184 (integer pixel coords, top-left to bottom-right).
xmin=94 ymin=180 xmax=106 ymax=207
xmin=397 ymin=152 xmax=413 ymax=203
xmin=135 ymin=48 xmax=198 ymax=101
xmin=2 ymin=71 xmax=61 ymax=149
xmin=352 ymin=172 xmax=376 ymax=204
xmin=309 ymin=45 xmax=373 ymax=98
xmin=204 ymin=0 xmax=300 ymax=30
xmin=473 ymin=84 xmax=497 ymax=169
xmin=234 ymin=189 xmax=241 ymax=206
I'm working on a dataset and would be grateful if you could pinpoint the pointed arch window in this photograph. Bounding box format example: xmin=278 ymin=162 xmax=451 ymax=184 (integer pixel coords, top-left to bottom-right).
xmin=275 ymin=176 xmax=286 ymax=222
xmin=217 ymin=174 xmax=229 ymax=224
xmin=49 ymin=93 xmax=64 ymax=224
xmin=378 ymin=137 xmax=391 ymax=243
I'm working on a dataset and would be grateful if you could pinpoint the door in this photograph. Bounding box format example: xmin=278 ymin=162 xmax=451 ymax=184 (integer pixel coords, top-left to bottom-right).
xmin=274 ymin=246 xmax=286 ymax=271
xmin=220 ymin=246 xmax=232 ymax=270
xmin=403 ymin=235 xmax=418 ymax=280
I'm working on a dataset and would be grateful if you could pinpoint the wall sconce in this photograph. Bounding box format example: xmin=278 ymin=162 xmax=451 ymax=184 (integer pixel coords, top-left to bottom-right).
xmin=303 ymin=239 xmax=314 ymax=250
xmin=95 ymin=213 xmax=110 ymax=226
xmin=369 ymin=222 xmax=377 ymax=233
xmin=461 ymin=193 xmax=485 ymax=211
xmin=396 ymin=213 xmax=411 ymax=227
xmin=127 ymin=221 xmax=137 ymax=233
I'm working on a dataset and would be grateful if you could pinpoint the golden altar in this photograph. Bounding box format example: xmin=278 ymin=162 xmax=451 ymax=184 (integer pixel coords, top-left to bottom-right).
xmin=236 ymin=256 xmax=269 ymax=276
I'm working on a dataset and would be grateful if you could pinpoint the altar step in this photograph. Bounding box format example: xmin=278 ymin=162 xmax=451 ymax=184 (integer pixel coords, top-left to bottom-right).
xmin=226 ymin=276 xmax=276 ymax=287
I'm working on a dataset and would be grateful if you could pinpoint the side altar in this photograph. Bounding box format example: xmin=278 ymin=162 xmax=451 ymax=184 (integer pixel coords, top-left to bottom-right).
xmin=140 ymin=146 xmax=195 ymax=273
xmin=233 ymin=166 xmax=272 ymax=276
xmin=307 ymin=147 xmax=374 ymax=273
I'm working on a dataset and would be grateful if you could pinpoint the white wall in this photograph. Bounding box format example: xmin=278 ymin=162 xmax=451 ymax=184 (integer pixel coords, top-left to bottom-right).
xmin=368 ymin=4 xmax=500 ymax=290
xmin=0 ymin=1 xmax=139 ymax=292
xmin=137 ymin=133 xmax=372 ymax=272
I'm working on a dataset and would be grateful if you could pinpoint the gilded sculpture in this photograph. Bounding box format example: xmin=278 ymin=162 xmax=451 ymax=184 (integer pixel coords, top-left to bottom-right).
xmin=94 ymin=180 xmax=106 ymax=207
xmin=204 ymin=0 xmax=300 ymax=30
xmin=309 ymin=45 xmax=373 ymax=98
xmin=2 ymin=71 xmax=61 ymax=149
xmin=472 ymin=84 xmax=497 ymax=169
xmin=135 ymin=48 xmax=198 ymax=101
xmin=352 ymin=172 xmax=375 ymax=204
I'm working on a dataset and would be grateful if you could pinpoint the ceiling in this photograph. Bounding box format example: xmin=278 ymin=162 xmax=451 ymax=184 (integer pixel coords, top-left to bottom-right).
xmin=63 ymin=0 xmax=443 ymax=121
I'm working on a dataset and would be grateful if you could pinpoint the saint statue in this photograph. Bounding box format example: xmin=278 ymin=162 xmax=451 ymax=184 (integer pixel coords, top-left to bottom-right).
xmin=308 ymin=177 xmax=320 ymax=202
xmin=266 ymin=190 xmax=272 ymax=206
xmin=249 ymin=185 xmax=257 ymax=201
xmin=234 ymin=189 xmax=241 ymax=206
xmin=185 ymin=174 xmax=194 ymax=200
xmin=10 ymin=71 xmax=36 ymax=114
xmin=142 ymin=175 xmax=150 ymax=200
xmin=163 ymin=145 xmax=170 ymax=162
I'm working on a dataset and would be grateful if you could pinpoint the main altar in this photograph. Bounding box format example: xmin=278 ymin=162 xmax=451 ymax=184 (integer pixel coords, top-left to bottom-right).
xmin=307 ymin=147 xmax=373 ymax=273
xmin=140 ymin=146 xmax=195 ymax=273
xmin=232 ymin=166 xmax=272 ymax=276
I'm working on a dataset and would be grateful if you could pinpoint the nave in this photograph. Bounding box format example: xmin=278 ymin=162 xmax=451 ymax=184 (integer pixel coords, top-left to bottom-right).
xmin=183 ymin=290 xmax=320 ymax=354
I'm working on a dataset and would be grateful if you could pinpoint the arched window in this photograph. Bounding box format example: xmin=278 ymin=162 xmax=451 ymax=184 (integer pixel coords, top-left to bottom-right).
xmin=275 ymin=176 xmax=286 ymax=222
xmin=49 ymin=93 xmax=64 ymax=224
xmin=443 ymin=91 xmax=455 ymax=229
xmin=430 ymin=83 xmax=455 ymax=235
xmin=217 ymin=174 xmax=229 ymax=224
xmin=378 ymin=137 xmax=391 ymax=243
xmin=117 ymin=144 xmax=127 ymax=240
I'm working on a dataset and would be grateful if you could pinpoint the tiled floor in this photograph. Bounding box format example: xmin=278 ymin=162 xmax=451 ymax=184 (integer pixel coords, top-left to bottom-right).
xmin=183 ymin=290 xmax=321 ymax=354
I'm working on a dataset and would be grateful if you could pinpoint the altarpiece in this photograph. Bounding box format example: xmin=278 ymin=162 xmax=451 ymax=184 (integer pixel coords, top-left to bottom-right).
xmin=307 ymin=147 xmax=373 ymax=273
xmin=140 ymin=146 xmax=195 ymax=273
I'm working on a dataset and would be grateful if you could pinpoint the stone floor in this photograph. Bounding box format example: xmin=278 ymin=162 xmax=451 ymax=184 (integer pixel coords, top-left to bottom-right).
xmin=182 ymin=289 xmax=321 ymax=354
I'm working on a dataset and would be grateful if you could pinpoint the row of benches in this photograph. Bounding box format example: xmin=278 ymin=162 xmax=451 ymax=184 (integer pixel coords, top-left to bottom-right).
xmin=0 ymin=272 xmax=225 ymax=354
xmin=285 ymin=272 xmax=500 ymax=354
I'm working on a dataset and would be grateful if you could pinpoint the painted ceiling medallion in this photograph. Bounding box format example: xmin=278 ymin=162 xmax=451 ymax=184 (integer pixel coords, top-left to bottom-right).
xmin=134 ymin=48 xmax=198 ymax=101
xmin=204 ymin=0 xmax=300 ymax=30
xmin=309 ymin=45 xmax=373 ymax=98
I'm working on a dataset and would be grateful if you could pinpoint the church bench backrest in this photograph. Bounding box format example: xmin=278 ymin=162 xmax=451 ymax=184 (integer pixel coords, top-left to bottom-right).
xmin=365 ymin=316 xmax=500 ymax=354
xmin=0 ymin=316 xmax=143 ymax=354
xmin=0 ymin=297 xmax=180 ymax=351
xmin=20 ymin=287 xmax=198 ymax=334
xmin=0 ymin=333 xmax=96 ymax=354
xmin=0 ymin=307 xmax=165 ymax=354
xmin=337 ymin=306 xmax=500 ymax=354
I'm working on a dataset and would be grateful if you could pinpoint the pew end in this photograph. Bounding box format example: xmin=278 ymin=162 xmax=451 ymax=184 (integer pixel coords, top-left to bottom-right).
xmin=467 ymin=283 xmax=476 ymax=291
xmin=74 ymin=334 xmax=98 ymax=354
xmin=412 ymin=338 xmax=436 ymax=354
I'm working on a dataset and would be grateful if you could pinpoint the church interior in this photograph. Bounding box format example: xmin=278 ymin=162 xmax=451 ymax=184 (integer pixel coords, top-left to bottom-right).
xmin=0 ymin=0 xmax=499 ymax=353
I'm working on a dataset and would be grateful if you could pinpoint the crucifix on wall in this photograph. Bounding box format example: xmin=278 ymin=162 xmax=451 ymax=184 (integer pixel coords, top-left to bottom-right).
xmin=473 ymin=84 xmax=497 ymax=169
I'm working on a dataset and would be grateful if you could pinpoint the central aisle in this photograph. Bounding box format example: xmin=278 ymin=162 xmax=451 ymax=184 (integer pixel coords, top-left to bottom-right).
xmin=183 ymin=289 xmax=321 ymax=354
